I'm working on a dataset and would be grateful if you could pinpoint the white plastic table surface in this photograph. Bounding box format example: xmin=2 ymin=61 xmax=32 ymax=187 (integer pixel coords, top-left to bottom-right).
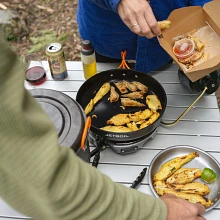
xmin=0 ymin=61 xmax=220 ymax=219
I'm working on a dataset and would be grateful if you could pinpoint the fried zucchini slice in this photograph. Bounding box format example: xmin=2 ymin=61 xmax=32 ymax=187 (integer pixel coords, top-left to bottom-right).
xmin=93 ymin=82 xmax=111 ymax=104
xmin=121 ymin=98 xmax=145 ymax=107
xmin=154 ymin=152 xmax=199 ymax=181
xmin=84 ymin=99 xmax=94 ymax=115
xmin=171 ymin=182 xmax=210 ymax=196
xmin=166 ymin=168 xmax=202 ymax=184
xmin=109 ymin=86 xmax=119 ymax=103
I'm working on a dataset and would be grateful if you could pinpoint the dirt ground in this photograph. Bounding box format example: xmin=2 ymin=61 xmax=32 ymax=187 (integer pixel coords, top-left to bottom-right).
xmin=3 ymin=0 xmax=81 ymax=60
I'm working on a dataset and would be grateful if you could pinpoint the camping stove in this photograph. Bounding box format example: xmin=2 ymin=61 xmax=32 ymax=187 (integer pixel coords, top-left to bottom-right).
xmin=89 ymin=129 xmax=157 ymax=155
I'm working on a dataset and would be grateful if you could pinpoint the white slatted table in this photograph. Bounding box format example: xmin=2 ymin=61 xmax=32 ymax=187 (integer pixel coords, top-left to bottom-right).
xmin=0 ymin=61 xmax=220 ymax=220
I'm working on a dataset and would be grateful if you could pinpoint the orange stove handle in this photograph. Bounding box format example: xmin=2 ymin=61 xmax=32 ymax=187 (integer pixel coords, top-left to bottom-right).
xmin=118 ymin=50 xmax=130 ymax=69
xmin=81 ymin=116 xmax=92 ymax=150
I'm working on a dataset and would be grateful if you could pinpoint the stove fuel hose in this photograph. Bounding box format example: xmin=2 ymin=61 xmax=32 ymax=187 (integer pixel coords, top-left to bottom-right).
xmin=161 ymin=86 xmax=208 ymax=127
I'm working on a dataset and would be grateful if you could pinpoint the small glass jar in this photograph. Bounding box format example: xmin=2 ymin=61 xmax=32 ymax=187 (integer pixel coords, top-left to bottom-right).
xmin=173 ymin=38 xmax=195 ymax=59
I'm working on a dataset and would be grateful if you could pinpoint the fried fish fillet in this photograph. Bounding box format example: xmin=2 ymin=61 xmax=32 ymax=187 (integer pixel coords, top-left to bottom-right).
xmin=93 ymin=82 xmax=111 ymax=104
xmin=107 ymin=114 xmax=130 ymax=126
xmin=122 ymin=91 xmax=144 ymax=99
xmin=171 ymin=182 xmax=210 ymax=196
xmin=154 ymin=152 xmax=199 ymax=181
xmin=109 ymin=86 xmax=119 ymax=103
xmin=146 ymin=94 xmax=162 ymax=112
xmin=100 ymin=125 xmax=132 ymax=132
xmin=166 ymin=168 xmax=202 ymax=184
xmin=132 ymin=81 xmax=148 ymax=93
xmin=121 ymin=98 xmax=145 ymax=107
xmin=153 ymin=181 xmax=212 ymax=208
xmin=158 ymin=20 xmax=171 ymax=31
xmin=139 ymin=112 xmax=160 ymax=129
xmin=123 ymin=80 xmax=138 ymax=92
xmin=114 ymin=81 xmax=128 ymax=94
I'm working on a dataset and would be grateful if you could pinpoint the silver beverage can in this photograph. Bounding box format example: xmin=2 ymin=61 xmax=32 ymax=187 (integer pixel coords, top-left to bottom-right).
xmin=46 ymin=43 xmax=68 ymax=80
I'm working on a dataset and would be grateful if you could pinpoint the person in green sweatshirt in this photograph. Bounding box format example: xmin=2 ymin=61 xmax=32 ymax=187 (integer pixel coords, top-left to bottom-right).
xmin=0 ymin=36 xmax=206 ymax=220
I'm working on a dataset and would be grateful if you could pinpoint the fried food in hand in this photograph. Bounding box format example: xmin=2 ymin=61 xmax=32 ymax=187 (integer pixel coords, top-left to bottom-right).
xmin=146 ymin=94 xmax=162 ymax=112
xmin=166 ymin=168 xmax=202 ymax=184
xmin=154 ymin=152 xmax=199 ymax=181
xmin=109 ymin=86 xmax=119 ymax=103
xmin=171 ymin=182 xmax=210 ymax=196
xmin=114 ymin=81 xmax=128 ymax=94
xmin=158 ymin=20 xmax=171 ymax=31
xmin=139 ymin=112 xmax=160 ymax=129
xmin=100 ymin=125 xmax=132 ymax=132
xmin=121 ymin=98 xmax=145 ymax=107
xmin=93 ymin=82 xmax=111 ymax=104
xmin=123 ymin=80 xmax=138 ymax=92
xmin=122 ymin=91 xmax=144 ymax=99
xmin=132 ymin=81 xmax=148 ymax=93
xmin=84 ymin=99 xmax=94 ymax=115
xmin=127 ymin=122 xmax=139 ymax=131
xmin=107 ymin=114 xmax=130 ymax=126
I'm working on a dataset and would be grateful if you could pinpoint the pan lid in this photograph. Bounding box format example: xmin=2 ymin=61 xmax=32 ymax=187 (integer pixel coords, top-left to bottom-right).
xmin=29 ymin=89 xmax=85 ymax=152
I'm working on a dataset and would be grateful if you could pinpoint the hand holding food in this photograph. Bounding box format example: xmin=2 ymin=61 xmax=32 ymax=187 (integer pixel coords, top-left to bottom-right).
xmin=161 ymin=193 xmax=206 ymax=220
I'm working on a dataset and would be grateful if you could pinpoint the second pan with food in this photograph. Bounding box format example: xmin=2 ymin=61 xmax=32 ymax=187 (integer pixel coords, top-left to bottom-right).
xmin=76 ymin=69 xmax=167 ymax=142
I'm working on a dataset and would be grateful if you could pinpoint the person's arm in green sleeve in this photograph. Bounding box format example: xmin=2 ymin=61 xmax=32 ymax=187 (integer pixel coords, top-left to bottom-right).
xmin=0 ymin=36 xmax=206 ymax=220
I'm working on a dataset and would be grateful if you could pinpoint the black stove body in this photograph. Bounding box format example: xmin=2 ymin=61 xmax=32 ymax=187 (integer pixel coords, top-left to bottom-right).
xmin=89 ymin=129 xmax=157 ymax=155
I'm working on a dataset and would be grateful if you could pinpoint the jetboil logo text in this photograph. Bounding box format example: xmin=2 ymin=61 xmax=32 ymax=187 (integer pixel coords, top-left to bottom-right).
xmin=105 ymin=134 xmax=129 ymax=138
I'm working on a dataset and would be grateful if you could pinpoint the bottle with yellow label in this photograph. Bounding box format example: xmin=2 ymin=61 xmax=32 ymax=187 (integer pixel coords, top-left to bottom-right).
xmin=81 ymin=40 xmax=97 ymax=80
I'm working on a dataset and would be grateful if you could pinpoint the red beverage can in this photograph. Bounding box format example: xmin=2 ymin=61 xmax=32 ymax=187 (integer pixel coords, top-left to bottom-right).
xmin=46 ymin=43 xmax=68 ymax=80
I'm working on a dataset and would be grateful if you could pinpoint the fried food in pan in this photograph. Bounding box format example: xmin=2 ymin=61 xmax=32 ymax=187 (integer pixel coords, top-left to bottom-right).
xmin=84 ymin=99 xmax=94 ymax=115
xmin=123 ymin=80 xmax=138 ymax=92
xmin=122 ymin=91 xmax=144 ymax=99
xmin=84 ymin=82 xmax=110 ymax=115
xmin=132 ymin=81 xmax=148 ymax=93
xmin=146 ymin=94 xmax=162 ymax=112
xmin=114 ymin=81 xmax=128 ymax=94
xmin=171 ymin=182 xmax=210 ymax=196
xmin=139 ymin=112 xmax=160 ymax=129
xmin=153 ymin=181 xmax=212 ymax=208
xmin=166 ymin=168 xmax=202 ymax=184
xmin=107 ymin=114 xmax=130 ymax=126
xmin=93 ymin=82 xmax=111 ymax=104
xmin=153 ymin=152 xmax=199 ymax=182
xmin=127 ymin=122 xmax=139 ymax=131
xmin=121 ymin=98 xmax=145 ymax=107
xmin=100 ymin=125 xmax=132 ymax=132
xmin=129 ymin=109 xmax=153 ymax=122
xmin=109 ymin=86 xmax=119 ymax=103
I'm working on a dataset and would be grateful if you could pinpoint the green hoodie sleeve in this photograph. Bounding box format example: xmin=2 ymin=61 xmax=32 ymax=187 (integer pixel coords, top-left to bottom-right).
xmin=0 ymin=37 xmax=167 ymax=220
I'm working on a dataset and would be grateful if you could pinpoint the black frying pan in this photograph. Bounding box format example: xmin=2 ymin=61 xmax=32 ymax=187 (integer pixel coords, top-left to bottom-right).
xmin=76 ymin=69 xmax=167 ymax=142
